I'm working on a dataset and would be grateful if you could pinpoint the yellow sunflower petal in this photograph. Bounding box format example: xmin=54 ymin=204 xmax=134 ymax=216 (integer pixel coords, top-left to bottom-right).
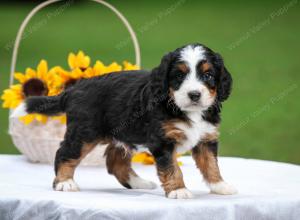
xmin=82 ymin=56 xmax=90 ymax=68
xmin=57 ymin=69 xmax=72 ymax=83
xmin=59 ymin=115 xmax=67 ymax=124
xmin=83 ymin=67 xmax=95 ymax=78
xmin=1 ymin=84 xmax=23 ymax=109
xmin=25 ymin=68 xmax=37 ymax=79
xmin=48 ymin=66 xmax=70 ymax=95
xmin=123 ymin=61 xmax=140 ymax=71
xmin=10 ymin=99 xmax=22 ymax=108
xmin=132 ymin=152 xmax=150 ymax=163
xmin=77 ymin=51 xmax=85 ymax=59
xmin=35 ymin=114 xmax=48 ymax=124
xmin=72 ymin=68 xmax=84 ymax=79
xmin=14 ymin=73 xmax=27 ymax=83
xmin=68 ymin=51 xmax=91 ymax=69
xmin=77 ymin=51 xmax=90 ymax=68
xmin=37 ymin=60 xmax=48 ymax=81
xmin=41 ymin=115 xmax=48 ymax=124
xmin=132 ymin=153 xmax=145 ymax=163
xmin=52 ymin=115 xmax=67 ymax=124
xmin=19 ymin=114 xmax=35 ymax=125
xmin=142 ymin=156 xmax=155 ymax=165
xmin=93 ymin=61 xmax=106 ymax=76
xmin=68 ymin=53 xmax=76 ymax=69
xmin=104 ymin=62 xmax=122 ymax=74
xmin=2 ymin=101 xmax=10 ymax=108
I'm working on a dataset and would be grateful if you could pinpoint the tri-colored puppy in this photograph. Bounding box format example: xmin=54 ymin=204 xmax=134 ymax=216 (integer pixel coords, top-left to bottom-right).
xmin=22 ymin=43 xmax=237 ymax=199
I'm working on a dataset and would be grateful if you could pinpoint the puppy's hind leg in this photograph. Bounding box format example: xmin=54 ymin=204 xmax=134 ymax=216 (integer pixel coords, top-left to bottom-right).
xmin=53 ymin=134 xmax=98 ymax=192
xmin=105 ymin=142 xmax=157 ymax=190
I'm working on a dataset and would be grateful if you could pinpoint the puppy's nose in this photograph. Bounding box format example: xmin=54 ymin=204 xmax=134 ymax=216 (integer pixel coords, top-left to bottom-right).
xmin=188 ymin=91 xmax=201 ymax=102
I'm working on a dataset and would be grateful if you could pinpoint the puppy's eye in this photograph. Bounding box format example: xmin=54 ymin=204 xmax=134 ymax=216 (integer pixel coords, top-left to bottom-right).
xmin=177 ymin=72 xmax=185 ymax=80
xmin=202 ymin=74 xmax=213 ymax=81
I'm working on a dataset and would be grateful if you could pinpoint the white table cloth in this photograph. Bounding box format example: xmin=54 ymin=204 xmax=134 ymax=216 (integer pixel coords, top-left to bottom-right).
xmin=0 ymin=155 xmax=299 ymax=220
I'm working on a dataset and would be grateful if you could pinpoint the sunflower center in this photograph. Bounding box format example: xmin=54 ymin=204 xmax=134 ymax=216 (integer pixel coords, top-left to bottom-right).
xmin=22 ymin=78 xmax=48 ymax=97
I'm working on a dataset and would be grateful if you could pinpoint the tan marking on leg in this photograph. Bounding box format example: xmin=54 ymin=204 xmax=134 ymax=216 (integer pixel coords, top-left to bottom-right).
xmin=55 ymin=142 xmax=98 ymax=183
xmin=104 ymin=142 xmax=136 ymax=188
xmin=105 ymin=142 xmax=157 ymax=189
xmin=192 ymin=142 xmax=223 ymax=183
xmin=156 ymin=151 xmax=185 ymax=194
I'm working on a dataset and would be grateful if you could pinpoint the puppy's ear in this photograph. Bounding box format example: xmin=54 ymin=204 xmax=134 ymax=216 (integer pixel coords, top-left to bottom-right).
xmin=214 ymin=53 xmax=233 ymax=102
xmin=150 ymin=52 xmax=174 ymax=100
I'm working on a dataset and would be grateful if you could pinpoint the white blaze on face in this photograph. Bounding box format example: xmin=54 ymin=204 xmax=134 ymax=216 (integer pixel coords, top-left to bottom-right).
xmin=173 ymin=45 xmax=215 ymax=112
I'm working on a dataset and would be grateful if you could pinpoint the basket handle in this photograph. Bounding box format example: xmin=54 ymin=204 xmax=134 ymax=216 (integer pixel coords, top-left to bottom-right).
xmin=9 ymin=0 xmax=141 ymax=86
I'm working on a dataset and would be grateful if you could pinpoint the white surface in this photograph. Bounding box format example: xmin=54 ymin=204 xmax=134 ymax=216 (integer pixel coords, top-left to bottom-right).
xmin=0 ymin=155 xmax=299 ymax=220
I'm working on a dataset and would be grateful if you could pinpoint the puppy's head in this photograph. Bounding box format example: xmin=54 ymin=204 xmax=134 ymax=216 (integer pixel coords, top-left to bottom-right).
xmin=151 ymin=43 xmax=232 ymax=112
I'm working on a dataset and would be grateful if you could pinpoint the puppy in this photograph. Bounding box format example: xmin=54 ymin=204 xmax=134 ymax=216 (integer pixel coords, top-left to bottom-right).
xmin=24 ymin=43 xmax=236 ymax=199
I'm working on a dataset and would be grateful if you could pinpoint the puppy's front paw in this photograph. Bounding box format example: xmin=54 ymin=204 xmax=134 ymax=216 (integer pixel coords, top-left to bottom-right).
xmin=128 ymin=175 xmax=157 ymax=189
xmin=209 ymin=181 xmax=237 ymax=195
xmin=54 ymin=179 xmax=80 ymax=192
xmin=167 ymin=188 xmax=193 ymax=199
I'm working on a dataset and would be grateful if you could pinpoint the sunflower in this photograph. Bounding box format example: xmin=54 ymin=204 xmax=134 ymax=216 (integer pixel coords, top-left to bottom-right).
xmin=2 ymin=60 xmax=50 ymax=109
xmin=56 ymin=51 xmax=91 ymax=87
xmin=1 ymin=60 xmax=65 ymax=124
xmin=13 ymin=60 xmax=59 ymax=96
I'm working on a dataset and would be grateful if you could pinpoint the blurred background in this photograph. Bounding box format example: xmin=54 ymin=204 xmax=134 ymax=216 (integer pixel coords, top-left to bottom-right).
xmin=0 ymin=0 xmax=299 ymax=164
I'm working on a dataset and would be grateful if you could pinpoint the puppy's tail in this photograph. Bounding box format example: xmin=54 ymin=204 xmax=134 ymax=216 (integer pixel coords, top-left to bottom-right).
xmin=26 ymin=95 xmax=65 ymax=115
xmin=10 ymin=94 xmax=66 ymax=118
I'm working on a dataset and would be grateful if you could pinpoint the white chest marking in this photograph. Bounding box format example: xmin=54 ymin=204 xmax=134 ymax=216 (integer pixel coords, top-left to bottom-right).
xmin=174 ymin=112 xmax=217 ymax=153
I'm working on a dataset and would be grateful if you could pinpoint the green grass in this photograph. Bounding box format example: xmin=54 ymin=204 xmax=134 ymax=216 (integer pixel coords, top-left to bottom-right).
xmin=0 ymin=0 xmax=299 ymax=164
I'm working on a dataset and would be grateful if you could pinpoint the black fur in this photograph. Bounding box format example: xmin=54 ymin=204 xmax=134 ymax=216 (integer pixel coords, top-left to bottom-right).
xmin=26 ymin=94 xmax=65 ymax=116
xmin=213 ymin=53 xmax=233 ymax=102
xmin=205 ymin=141 xmax=219 ymax=157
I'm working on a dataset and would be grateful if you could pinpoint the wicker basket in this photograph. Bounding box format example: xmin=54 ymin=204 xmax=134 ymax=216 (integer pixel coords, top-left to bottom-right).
xmin=8 ymin=0 xmax=141 ymax=166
